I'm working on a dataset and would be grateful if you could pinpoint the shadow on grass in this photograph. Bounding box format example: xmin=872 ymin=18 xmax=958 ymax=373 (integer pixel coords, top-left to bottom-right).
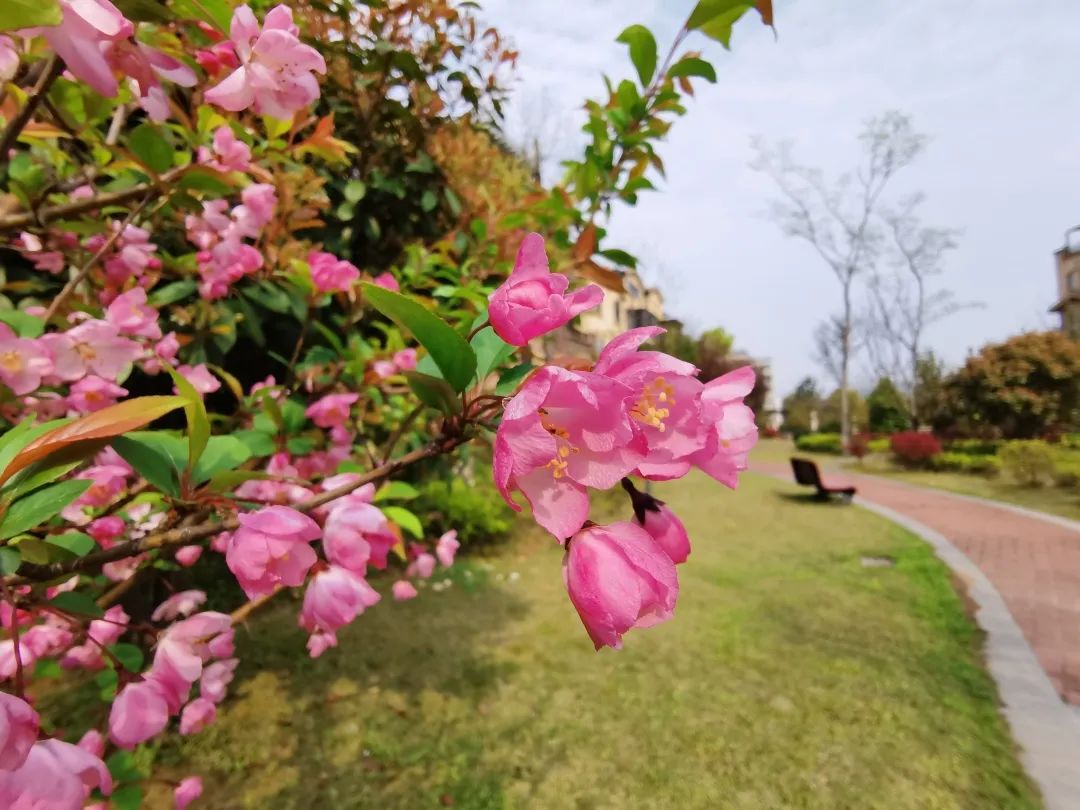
xmin=774 ymin=490 xmax=854 ymax=506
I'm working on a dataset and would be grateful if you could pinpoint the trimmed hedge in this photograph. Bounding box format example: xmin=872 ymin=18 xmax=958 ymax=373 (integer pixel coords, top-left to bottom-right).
xmin=794 ymin=433 xmax=844 ymax=455
xmin=930 ymin=452 xmax=1002 ymax=476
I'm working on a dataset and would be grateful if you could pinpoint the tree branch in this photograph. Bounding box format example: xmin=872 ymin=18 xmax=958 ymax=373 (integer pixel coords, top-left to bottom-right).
xmin=0 ymin=56 xmax=64 ymax=163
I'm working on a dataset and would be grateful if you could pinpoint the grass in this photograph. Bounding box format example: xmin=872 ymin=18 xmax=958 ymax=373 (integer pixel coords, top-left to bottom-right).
xmin=146 ymin=472 xmax=1040 ymax=809
xmin=763 ymin=439 xmax=1080 ymax=522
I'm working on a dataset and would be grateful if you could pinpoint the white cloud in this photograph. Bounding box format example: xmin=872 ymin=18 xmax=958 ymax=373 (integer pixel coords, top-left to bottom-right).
xmin=480 ymin=0 xmax=1080 ymax=394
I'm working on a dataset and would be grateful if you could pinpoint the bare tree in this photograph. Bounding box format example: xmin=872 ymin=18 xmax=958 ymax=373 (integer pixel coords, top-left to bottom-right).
xmin=752 ymin=111 xmax=925 ymax=448
xmin=863 ymin=193 xmax=971 ymax=424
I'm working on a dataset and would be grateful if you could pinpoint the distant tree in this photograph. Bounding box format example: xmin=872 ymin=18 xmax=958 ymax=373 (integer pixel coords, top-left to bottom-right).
xmin=695 ymin=327 xmax=735 ymax=381
xmin=915 ymin=352 xmax=950 ymax=430
xmin=782 ymin=377 xmax=821 ymax=436
xmin=652 ymin=320 xmax=698 ymax=365
xmin=866 ymin=377 xmax=910 ymax=433
xmin=940 ymin=331 xmax=1080 ymax=438
xmin=821 ymin=388 xmax=868 ymax=434
xmin=753 ymin=111 xmax=925 ymax=448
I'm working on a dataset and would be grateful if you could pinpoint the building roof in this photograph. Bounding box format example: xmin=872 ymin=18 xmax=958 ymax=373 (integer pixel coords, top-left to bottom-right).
xmin=1050 ymin=294 xmax=1080 ymax=313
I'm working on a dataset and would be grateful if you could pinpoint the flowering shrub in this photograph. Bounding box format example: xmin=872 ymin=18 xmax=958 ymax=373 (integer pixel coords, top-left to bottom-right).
xmin=999 ymin=440 xmax=1056 ymax=487
xmin=0 ymin=0 xmax=772 ymax=806
xmin=889 ymin=431 xmax=943 ymax=467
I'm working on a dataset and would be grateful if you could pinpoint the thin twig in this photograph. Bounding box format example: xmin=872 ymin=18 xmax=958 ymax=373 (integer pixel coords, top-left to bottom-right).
xmin=0 ymin=55 xmax=64 ymax=163
xmin=230 ymin=587 xmax=283 ymax=625
xmin=43 ymin=194 xmax=153 ymax=321
xmin=381 ymin=404 xmax=423 ymax=463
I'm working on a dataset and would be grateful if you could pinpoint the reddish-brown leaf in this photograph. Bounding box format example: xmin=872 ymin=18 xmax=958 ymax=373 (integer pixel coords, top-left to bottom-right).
xmin=573 ymin=224 xmax=598 ymax=263
xmin=0 ymin=396 xmax=187 ymax=486
xmin=756 ymin=0 xmax=774 ymax=26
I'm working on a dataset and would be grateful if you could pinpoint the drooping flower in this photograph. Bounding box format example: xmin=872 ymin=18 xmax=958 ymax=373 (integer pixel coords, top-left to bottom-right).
xmin=637 ymin=503 xmax=690 ymax=565
xmin=179 ymin=698 xmax=216 ymax=735
xmin=391 ymin=348 xmax=417 ymax=371
xmin=105 ymin=287 xmax=162 ymax=339
xmin=309 ymin=251 xmax=360 ymax=293
xmin=0 ymin=739 xmax=112 ymax=807
xmin=232 ymin=183 xmax=276 ymax=236
xmin=0 ymin=692 xmax=39 ymax=771
xmin=109 ymin=680 xmax=170 ymax=748
xmin=435 ymin=530 xmax=459 ymax=567
xmin=0 ymin=326 xmax=52 ymax=395
xmin=176 ymin=364 xmax=221 ymax=396
xmin=198 ymin=126 xmax=252 ymax=173
xmin=488 ymin=233 xmax=603 ymax=346
xmin=175 ymin=776 xmax=204 ymax=810
xmin=392 ymin=580 xmax=418 ymax=601
xmin=407 ymin=552 xmax=436 ymax=580
xmin=27 ymin=0 xmax=132 ymax=97
xmin=199 ymin=658 xmax=237 ymax=704
xmin=226 ymin=506 xmax=321 ymax=598
xmin=372 ymin=272 xmax=398 ymax=291
xmin=300 ymin=565 xmax=380 ymax=642
xmin=87 ymin=516 xmax=125 ymax=546
xmin=64 ymin=319 xmax=142 ymax=379
xmin=322 ymin=498 xmax=396 ymax=572
xmin=563 ymin=521 xmax=678 ymax=650
xmin=175 ymin=546 xmax=203 ymax=567
xmin=108 ymin=40 xmax=197 ymax=122
xmin=0 ymin=37 xmax=18 ymax=84
xmin=204 ymin=4 xmax=327 ymax=120
xmin=305 ymin=392 xmax=358 ymax=428
xmin=152 ymin=591 xmax=207 ymax=623
xmin=494 ymin=366 xmax=644 ymax=540
xmin=689 ymin=366 xmax=759 ymax=488
xmin=66 ymin=375 xmax=128 ymax=414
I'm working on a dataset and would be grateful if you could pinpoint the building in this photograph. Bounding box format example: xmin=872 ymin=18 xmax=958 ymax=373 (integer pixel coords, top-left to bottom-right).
xmin=1051 ymin=226 xmax=1080 ymax=339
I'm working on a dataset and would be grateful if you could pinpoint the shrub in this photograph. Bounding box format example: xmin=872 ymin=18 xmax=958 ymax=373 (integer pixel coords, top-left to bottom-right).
xmin=945 ymin=438 xmax=1001 ymax=456
xmin=1050 ymin=447 xmax=1080 ymax=488
xmin=1000 ymin=441 xmax=1056 ymax=487
xmin=867 ymin=437 xmax=890 ymax=454
xmin=414 ymin=478 xmax=515 ymax=547
xmin=794 ymin=433 xmax=844 ymax=455
xmin=890 ymin=431 xmax=942 ymax=467
xmin=930 ymin=452 xmax=1002 ymax=477
xmin=848 ymin=434 xmax=869 ymax=460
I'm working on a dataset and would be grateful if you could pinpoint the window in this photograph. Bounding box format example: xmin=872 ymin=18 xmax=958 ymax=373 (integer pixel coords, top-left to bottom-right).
xmin=1069 ymin=270 xmax=1080 ymax=292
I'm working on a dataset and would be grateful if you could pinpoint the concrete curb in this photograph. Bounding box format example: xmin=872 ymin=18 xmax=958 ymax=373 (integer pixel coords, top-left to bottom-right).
xmin=857 ymin=499 xmax=1080 ymax=810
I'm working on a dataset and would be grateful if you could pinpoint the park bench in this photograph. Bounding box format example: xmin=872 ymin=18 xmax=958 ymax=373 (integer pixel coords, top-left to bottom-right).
xmin=790 ymin=457 xmax=856 ymax=502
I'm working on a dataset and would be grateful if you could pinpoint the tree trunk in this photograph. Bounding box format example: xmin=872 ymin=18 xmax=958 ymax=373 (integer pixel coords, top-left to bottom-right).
xmin=840 ymin=284 xmax=852 ymax=451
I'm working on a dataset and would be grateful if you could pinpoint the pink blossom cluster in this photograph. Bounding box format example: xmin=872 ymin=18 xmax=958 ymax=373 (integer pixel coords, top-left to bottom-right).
xmin=371 ymin=348 xmax=418 ymax=379
xmin=489 ymin=235 xmax=758 ymax=648
xmin=185 ymin=183 xmax=276 ymax=299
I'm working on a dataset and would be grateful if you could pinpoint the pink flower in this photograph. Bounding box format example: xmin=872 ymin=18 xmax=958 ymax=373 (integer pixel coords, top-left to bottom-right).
xmin=371 ymin=359 xmax=397 ymax=379
xmin=89 ymin=223 xmax=159 ymax=286
xmin=147 ymin=612 xmax=234 ymax=712
xmin=309 ymin=251 xmax=360 ymax=293
xmin=0 ymin=327 xmax=52 ymax=395
xmin=322 ymin=499 xmax=395 ymax=572
xmin=300 ymin=565 xmax=380 ymax=640
xmin=29 ymin=0 xmax=132 ymax=97
xmin=436 ymin=530 xmax=459 ymax=567
xmin=407 ymin=552 xmax=436 ymax=580
xmin=689 ymin=367 xmax=758 ymax=488
xmin=103 ymin=554 xmax=144 ymax=582
xmin=109 ymin=680 xmax=170 ymax=748
xmin=372 ymin=272 xmax=399 ymax=292
xmin=65 ymin=319 xmax=142 ymax=378
xmin=0 ymin=739 xmax=112 ymax=807
xmin=179 ymin=698 xmax=216 ymax=735
xmin=143 ymin=331 xmax=180 ymax=375
xmin=494 ymin=366 xmax=644 ymax=540
xmin=306 ymin=631 xmax=336 ymax=658
xmin=637 ymin=503 xmax=690 ymax=565
xmin=199 ymin=658 xmax=237 ymax=704
xmin=198 ymin=126 xmax=251 ymax=173
xmin=175 ymin=775 xmax=203 ymax=810
xmin=174 ymin=546 xmax=203 ymax=567
xmin=77 ymin=729 xmax=105 ymax=758
xmin=87 ymin=515 xmax=125 ymax=545
xmin=563 ymin=521 xmax=678 ymax=649
xmin=108 ymin=41 xmax=196 ymax=122
xmin=196 ymin=41 xmax=239 ymax=75
xmin=152 ymin=590 xmax=208 ymax=623
xmin=176 ymin=364 xmax=221 ymax=396
xmin=205 ymin=4 xmax=327 ymax=120
xmin=392 ymin=348 xmax=417 ymax=371
xmin=105 ymin=287 xmax=162 ymax=339
xmin=488 ymin=233 xmax=603 ymax=346
xmin=67 ymin=375 xmax=128 ymax=413
xmin=226 ymin=506 xmax=321 ymax=598
xmin=392 ymin=580 xmax=418 ymax=601
xmin=305 ymin=392 xmax=358 ymax=428
xmin=0 ymin=37 xmax=18 ymax=84
xmin=233 ymin=183 xmax=276 ymax=236
xmin=0 ymin=692 xmax=39 ymax=770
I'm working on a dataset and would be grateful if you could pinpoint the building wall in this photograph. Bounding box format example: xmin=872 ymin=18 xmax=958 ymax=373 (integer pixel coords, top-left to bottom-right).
xmin=1053 ymin=249 xmax=1080 ymax=339
xmin=577 ymin=267 xmax=664 ymax=352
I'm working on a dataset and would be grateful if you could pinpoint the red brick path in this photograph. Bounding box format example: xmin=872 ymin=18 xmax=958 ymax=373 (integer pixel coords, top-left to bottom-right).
xmin=754 ymin=460 xmax=1080 ymax=704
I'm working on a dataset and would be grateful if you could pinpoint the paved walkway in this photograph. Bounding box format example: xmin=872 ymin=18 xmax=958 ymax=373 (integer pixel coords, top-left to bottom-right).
xmin=755 ymin=460 xmax=1080 ymax=703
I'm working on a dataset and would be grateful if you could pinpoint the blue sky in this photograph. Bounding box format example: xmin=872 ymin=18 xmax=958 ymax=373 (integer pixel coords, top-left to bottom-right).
xmin=480 ymin=0 xmax=1080 ymax=395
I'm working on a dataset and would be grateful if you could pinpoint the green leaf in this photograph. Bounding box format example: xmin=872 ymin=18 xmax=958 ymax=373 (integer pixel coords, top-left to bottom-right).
xmin=470 ymin=327 xmax=516 ymax=386
xmin=45 ymin=532 xmax=95 ymax=557
xmin=495 ymin=363 xmax=535 ymax=396
xmin=114 ymin=0 xmax=174 ymax=21
xmin=148 ymin=279 xmax=197 ymax=307
xmin=128 ymin=123 xmax=174 ymax=174
xmin=667 ymin=55 xmax=718 ymax=83
xmin=206 ymin=469 xmax=275 ymax=492
xmin=598 ymin=248 xmax=639 ymax=268
xmin=686 ymin=0 xmax=754 ymax=48
xmin=0 ymin=547 xmax=21 ymax=575
xmin=421 ymin=190 xmax=438 ymax=212
xmin=344 ymin=180 xmax=367 ymax=202
xmin=178 ymin=166 xmax=233 ymax=195
xmin=362 ymin=284 xmax=477 ymax=391
xmin=1 ymin=440 xmax=103 ymax=502
xmin=48 ymin=590 xmax=104 ymax=618
xmin=0 ymin=310 xmax=44 ymax=337
xmin=234 ymin=430 xmax=276 ymax=458
xmin=617 ymin=24 xmax=658 ymax=87
xmin=0 ymin=0 xmax=61 ymax=32
xmin=110 ymin=643 xmax=144 ymax=673
xmin=111 ymin=433 xmax=185 ymax=497
xmin=112 ymin=785 xmax=145 ymax=810
xmin=382 ymin=505 xmax=423 ymax=538
xmin=33 ymin=658 xmax=60 ymax=678
xmin=171 ymin=0 xmax=230 ymax=30
xmin=242 ymin=282 xmax=294 ymax=314
xmin=96 ymin=667 xmax=118 ymax=700
xmin=0 ymin=480 xmax=92 ymax=540
xmin=165 ymin=366 xmax=211 ymax=473
xmin=0 ymin=420 xmax=69 ymax=478
xmin=286 ymin=436 xmax=315 ymax=455
xmin=192 ymin=435 xmax=251 ymax=485
xmin=107 ymin=750 xmax=143 ymax=782
xmin=374 ymin=481 xmax=419 ymax=502
xmin=404 ymin=371 xmax=462 ymax=415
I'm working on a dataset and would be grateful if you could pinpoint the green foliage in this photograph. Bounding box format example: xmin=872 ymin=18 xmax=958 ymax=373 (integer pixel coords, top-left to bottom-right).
xmin=821 ymin=389 xmax=868 ymax=434
xmin=1000 ymin=441 xmax=1057 ymax=487
xmin=794 ymin=433 xmax=843 ymax=455
xmin=617 ymin=25 xmax=658 ymax=86
xmin=0 ymin=479 xmax=92 ymax=540
xmin=867 ymin=378 xmax=910 ymax=433
xmin=782 ymin=377 xmax=821 ymax=437
xmin=0 ymin=0 xmax=61 ymax=31
xmin=414 ymin=477 xmax=514 ymax=547
xmin=930 ymin=453 xmax=1002 ymax=477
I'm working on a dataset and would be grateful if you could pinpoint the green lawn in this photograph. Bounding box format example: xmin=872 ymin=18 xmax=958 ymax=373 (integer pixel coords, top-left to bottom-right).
xmin=151 ymin=472 xmax=1040 ymax=809
xmin=764 ymin=439 xmax=1080 ymax=522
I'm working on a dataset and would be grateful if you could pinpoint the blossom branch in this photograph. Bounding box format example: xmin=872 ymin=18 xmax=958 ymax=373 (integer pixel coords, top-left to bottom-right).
xmin=0 ymin=55 xmax=64 ymax=164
